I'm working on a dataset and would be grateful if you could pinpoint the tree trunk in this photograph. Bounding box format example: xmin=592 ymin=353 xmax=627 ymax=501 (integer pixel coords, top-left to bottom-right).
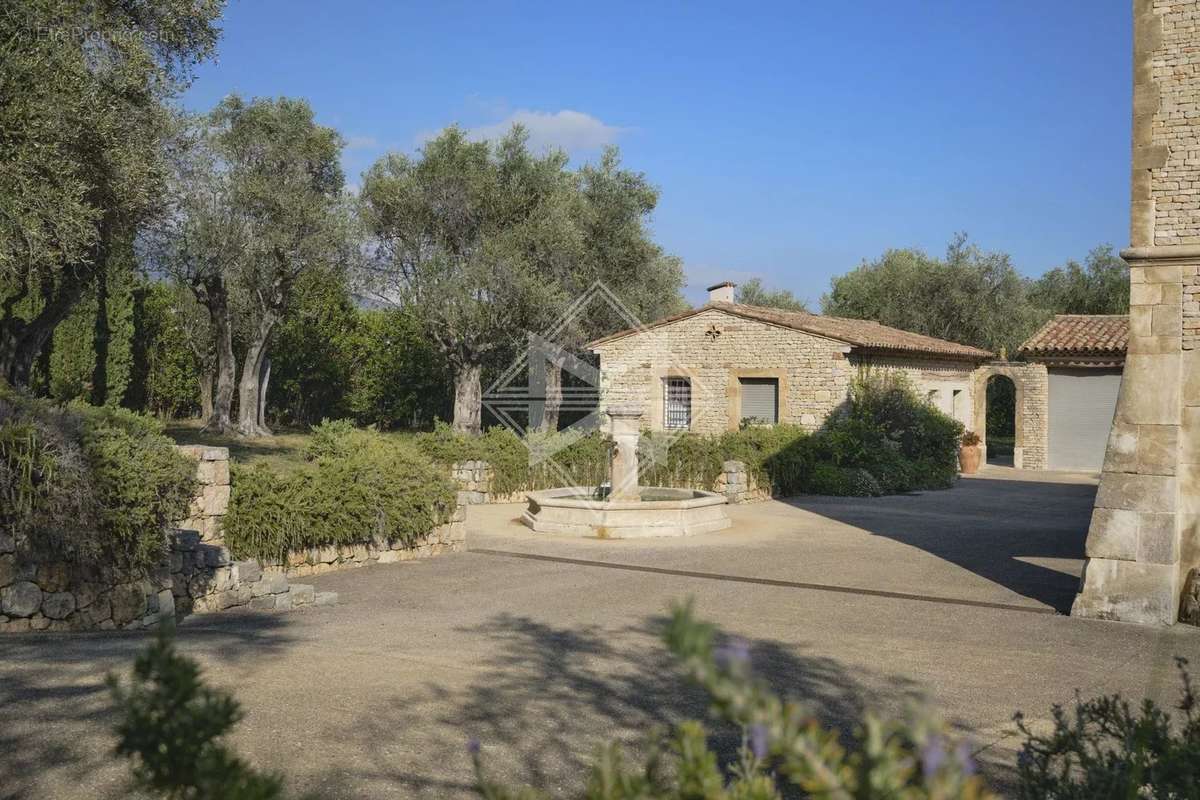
xmin=0 ymin=268 xmax=91 ymax=388
xmin=257 ymin=356 xmax=270 ymax=429
xmin=90 ymin=260 xmax=109 ymax=406
xmin=452 ymin=361 xmax=482 ymax=435
xmin=235 ymin=313 xmax=277 ymax=437
xmin=539 ymin=360 xmax=562 ymax=433
xmin=198 ymin=369 xmax=214 ymax=421
xmin=197 ymin=278 xmax=236 ymax=434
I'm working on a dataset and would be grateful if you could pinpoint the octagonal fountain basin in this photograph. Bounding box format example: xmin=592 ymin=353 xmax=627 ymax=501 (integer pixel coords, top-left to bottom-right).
xmin=521 ymin=487 xmax=731 ymax=538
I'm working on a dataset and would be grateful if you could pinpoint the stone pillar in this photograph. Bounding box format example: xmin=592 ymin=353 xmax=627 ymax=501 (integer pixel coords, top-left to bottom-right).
xmin=176 ymin=446 xmax=231 ymax=543
xmin=608 ymin=404 xmax=642 ymax=501
xmin=1073 ymin=0 xmax=1199 ymax=625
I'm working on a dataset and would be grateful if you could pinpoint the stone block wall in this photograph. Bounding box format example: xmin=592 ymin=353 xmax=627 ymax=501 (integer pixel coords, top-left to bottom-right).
xmin=714 ymin=461 xmax=772 ymax=503
xmin=177 ymin=445 xmax=231 ymax=542
xmin=1141 ymin=0 xmax=1200 ymax=247
xmin=592 ymin=308 xmax=853 ymax=434
xmin=850 ymin=354 xmax=979 ymax=430
xmin=1073 ymin=0 xmax=1199 ymax=626
xmin=972 ymin=363 xmax=1049 ymax=471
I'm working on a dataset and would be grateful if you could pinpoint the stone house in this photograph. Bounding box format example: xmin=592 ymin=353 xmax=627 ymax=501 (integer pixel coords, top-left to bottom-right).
xmin=588 ymin=282 xmax=993 ymax=435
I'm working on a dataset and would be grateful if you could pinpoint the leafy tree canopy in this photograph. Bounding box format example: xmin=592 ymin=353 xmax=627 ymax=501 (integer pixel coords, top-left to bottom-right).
xmin=822 ymin=234 xmax=1048 ymax=357
xmin=1028 ymin=244 xmax=1129 ymax=316
xmin=735 ymin=278 xmax=807 ymax=312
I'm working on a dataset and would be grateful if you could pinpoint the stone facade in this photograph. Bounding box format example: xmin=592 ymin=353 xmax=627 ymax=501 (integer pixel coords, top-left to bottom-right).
xmin=591 ymin=307 xmax=979 ymax=434
xmin=972 ymin=362 xmax=1050 ymax=471
xmin=852 ymin=354 xmax=979 ymax=430
xmin=1073 ymin=0 xmax=1200 ymax=625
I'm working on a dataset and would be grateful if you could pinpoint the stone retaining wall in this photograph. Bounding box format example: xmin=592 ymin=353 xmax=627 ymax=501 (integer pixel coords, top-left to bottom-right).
xmin=276 ymin=508 xmax=467 ymax=578
xmin=2 ymin=444 xmax=464 ymax=632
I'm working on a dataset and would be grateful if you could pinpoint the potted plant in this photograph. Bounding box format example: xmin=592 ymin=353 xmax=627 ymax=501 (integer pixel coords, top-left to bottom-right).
xmin=959 ymin=430 xmax=982 ymax=474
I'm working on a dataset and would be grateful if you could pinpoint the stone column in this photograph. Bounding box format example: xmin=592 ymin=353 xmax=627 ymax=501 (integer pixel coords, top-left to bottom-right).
xmin=1072 ymin=0 xmax=1199 ymax=625
xmin=608 ymin=404 xmax=642 ymax=501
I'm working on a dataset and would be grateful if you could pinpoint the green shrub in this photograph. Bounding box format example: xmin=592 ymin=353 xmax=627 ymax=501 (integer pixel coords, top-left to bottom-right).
xmin=224 ymin=427 xmax=456 ymax=562
xmin=109 ymin=627 xmax=285 ymax=800
xmin=415 ymin=422 xmax=610 ymax=496
xmin=303 ymin=418 xmax=361 ymax=461
xmin=0 ymin=386 xmax=195 ymax=573
xmin=1014 ymin=657 xmax=1200 ymax=799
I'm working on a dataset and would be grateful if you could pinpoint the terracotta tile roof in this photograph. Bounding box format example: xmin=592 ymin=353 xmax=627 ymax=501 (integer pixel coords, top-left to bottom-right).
xmin=590 ymin=302 xmax=994 ymax=360
xmin=1018 ymin=315 xmax=1129 ymax=358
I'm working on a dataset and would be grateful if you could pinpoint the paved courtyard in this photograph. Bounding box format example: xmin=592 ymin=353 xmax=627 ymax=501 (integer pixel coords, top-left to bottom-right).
xmin=4 ymin=466 xmax=1200 ymax=798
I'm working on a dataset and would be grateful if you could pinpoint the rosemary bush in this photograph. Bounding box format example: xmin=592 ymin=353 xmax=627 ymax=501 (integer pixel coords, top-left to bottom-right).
xmin=0 ymin=385 xmax=195 ymax=573
xmin=223 ymin=424 xmax=456 ymax=562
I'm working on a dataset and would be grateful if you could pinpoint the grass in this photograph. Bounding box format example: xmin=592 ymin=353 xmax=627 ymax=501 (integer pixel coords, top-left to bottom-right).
xmin=164 ymin=419 xmax=316 ymax=472
xmin=164 ymin=419 xmax=417 ymax=473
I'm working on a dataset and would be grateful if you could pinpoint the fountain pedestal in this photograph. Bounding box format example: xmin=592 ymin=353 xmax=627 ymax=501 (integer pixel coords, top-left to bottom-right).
xmin=607 ymin=404 xmax=642 ymax=501
xmin=520 ymin=405 xmax=732 ymax=538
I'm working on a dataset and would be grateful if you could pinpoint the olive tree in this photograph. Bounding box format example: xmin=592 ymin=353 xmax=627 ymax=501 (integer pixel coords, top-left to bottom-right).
xmin=0 ymin=0 xmax=224 ymax=386
xmin=215 ymin=96 xmax=349 ymax=437
xmin=532 ymin=147 xmax=685 ymax=431
xmin=360 ymin=126 xmax=573 ymax=434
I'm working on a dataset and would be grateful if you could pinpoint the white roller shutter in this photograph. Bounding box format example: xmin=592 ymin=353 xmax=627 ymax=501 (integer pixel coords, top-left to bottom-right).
xmin=739 ymin=378 xmax=778 ymax=424
xmin=1047 ymin=368 xmax=1122 ymax=471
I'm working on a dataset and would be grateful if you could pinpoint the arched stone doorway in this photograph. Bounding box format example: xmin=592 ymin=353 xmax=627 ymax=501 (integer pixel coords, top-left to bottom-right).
xmin=972 ymin=363 xmax=1048 ymax=471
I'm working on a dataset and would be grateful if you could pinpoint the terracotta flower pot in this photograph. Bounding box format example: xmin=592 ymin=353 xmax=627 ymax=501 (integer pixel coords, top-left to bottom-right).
xmin=959 ymin=444 xmax=982 ymax=474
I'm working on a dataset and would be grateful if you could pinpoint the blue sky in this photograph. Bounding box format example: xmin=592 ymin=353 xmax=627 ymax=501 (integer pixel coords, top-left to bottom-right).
xmin=184 ymin=1 xmax=1131 ymax=307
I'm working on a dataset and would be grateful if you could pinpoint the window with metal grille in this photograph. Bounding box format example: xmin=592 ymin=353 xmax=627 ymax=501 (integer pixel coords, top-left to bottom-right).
xmin=664 ymin=377 xmax=691 ymax=429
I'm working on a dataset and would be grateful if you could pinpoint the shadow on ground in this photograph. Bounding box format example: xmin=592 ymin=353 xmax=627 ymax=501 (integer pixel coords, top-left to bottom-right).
xmin=313 ymin=611 xmax=923 ymax=798
xmin=782 ymin=476 xmax=1096 ymax=613
xmin=0 ymin=612 xmax=295 ymax=800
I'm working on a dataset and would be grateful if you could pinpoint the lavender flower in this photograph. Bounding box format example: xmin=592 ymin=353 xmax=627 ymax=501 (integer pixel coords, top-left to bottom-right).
xmin=749 ymin=723 xmax=769 ymax=760
xmin=921 ymin=736 xmax=946 ymax=777
xmin=955 ymin=741 xmax=977 ymax=776
xmin=714 ymin=638 xmax=751 ymax=670
xmin=467 ymin=737 xmax=481 ymax=756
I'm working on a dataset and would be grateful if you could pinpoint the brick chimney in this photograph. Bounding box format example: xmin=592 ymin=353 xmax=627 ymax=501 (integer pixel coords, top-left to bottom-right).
xmin=706 ymin=281 xmax=735 ymax=304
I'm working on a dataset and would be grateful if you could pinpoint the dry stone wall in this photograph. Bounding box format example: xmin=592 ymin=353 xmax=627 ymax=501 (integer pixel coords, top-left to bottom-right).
xmin=1 ymin=444 xmax=464 ymax=632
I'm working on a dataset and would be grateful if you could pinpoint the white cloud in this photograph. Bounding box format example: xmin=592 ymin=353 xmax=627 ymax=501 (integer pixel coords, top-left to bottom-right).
xmin=462 ymin=109 xmax=625 ymax=153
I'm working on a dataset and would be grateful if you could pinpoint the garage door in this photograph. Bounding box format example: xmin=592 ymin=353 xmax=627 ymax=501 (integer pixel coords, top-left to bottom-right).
xmin=1047 ymin=368 xmax=1122 ymax=471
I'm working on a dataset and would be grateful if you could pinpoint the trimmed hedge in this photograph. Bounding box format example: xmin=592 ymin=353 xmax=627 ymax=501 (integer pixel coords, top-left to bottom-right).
xmin=416 ymin=371 xmax=963 ymax=499
xmin=0 ymin=385 xmax=196 ymax=573
xmin=223 ymin=423 xmax=456 ymax=562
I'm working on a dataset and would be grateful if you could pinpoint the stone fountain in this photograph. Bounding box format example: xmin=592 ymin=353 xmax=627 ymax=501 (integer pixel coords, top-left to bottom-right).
xmin=521 ymin=404 xmax=731 ymax=538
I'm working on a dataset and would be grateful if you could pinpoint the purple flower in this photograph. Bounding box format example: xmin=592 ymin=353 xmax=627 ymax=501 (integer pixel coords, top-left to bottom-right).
xmin=749 ymin=723 xmax=769 ymax=760
xmin=714 ymin=638 xmax=751 ymax=669
xmin=921 ymin=736 xmax=946 ymax=777
xmin=467 ymin=737 xmax=481 ymax=756
xmin=955 ymin=741 xmax=977 ymax=776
